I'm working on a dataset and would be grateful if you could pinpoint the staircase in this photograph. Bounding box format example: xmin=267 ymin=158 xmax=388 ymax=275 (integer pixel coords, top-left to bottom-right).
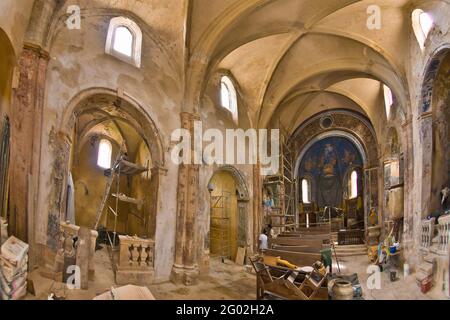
xmin=333 ymin=244 xmax=367 ymax=257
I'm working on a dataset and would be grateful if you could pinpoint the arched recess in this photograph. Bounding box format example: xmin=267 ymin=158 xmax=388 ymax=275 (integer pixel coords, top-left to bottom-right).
xmin=207 ymin=165 xmax=249 ymax=263
xmin=45 ymin=88 xmax=165 ymax=245
xmin=291 ymin=110 xmax=379 ymax=230
xmin=0 ymin=28 xmax=15 ymax=239
xmin=418 ymin=46 xmax=450 ymax=216
xmin=0 ymin=28 xmax=15 ymax=116
xmin=429 ymin=48 xmax=450 ymax=213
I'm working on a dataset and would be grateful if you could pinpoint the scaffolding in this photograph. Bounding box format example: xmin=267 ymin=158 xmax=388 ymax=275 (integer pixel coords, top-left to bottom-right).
xmin=263 ymin=124 xmax=296 ymax=233
xmin=210 ymin=191 xmax=231 ymax=263
xmin=93 ymin=154 xmax=149 ymax=259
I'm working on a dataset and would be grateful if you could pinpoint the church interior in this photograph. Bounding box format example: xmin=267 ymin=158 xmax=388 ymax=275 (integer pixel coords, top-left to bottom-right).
xmin=0 ymin=0 xmax=449 ymax=301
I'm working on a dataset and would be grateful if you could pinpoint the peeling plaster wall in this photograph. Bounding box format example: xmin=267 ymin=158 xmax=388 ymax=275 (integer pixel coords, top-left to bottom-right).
xmin=36 ymin=10 xmax=182 ymax=282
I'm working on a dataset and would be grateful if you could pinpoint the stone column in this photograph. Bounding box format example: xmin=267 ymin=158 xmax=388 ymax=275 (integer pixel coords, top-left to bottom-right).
xmin=402 ymin=118 xmax=419 ymax=267
xmin=171 ymin=112 xmax=200 ymax=285
xmin=419 ymin=112 xmax=433 ymax=217
xmin=253 ymin=163 xmax=262 ymax=253
xmin=9 ymin=43 xmax=49 ymax=242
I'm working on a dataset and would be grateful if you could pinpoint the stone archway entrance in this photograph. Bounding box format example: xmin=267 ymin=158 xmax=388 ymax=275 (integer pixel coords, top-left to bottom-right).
xmin=207 ymin=166 xmax=249 ymax=262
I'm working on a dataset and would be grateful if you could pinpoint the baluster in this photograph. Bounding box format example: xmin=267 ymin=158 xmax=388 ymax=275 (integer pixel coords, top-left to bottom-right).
xmin=131 ymin=244 xmax=139 ymax=266
xmin=140 ymin=244 xmax=148 ymax=267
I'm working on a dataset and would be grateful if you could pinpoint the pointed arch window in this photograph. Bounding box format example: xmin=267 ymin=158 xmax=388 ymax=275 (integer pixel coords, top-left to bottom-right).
xmin=349 ymin=170 xmax=358 ymax=199
xmin=220 ymin=75 xmax=238 ymax=123
xmin=106 ymin=17 xmax=142 ymax=68
xmin=412 ymin=9 xmax=434 ymax=50
xmin=97 ymin=139 xmax=112 ymax=169
xmin=301 ymin=178 xmax=311 ymax=204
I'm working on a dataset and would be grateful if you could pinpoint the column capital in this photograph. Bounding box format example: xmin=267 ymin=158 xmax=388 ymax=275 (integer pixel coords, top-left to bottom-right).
xmin=23 ymin=42 xmax=50 ymax=60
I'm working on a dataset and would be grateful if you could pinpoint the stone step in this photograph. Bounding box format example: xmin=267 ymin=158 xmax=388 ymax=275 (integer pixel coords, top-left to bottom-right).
xmin=333 ymin=244 xmax=367 ymax=256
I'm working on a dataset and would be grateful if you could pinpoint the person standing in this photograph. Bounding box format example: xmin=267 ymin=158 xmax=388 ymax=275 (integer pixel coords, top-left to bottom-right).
xmin=259 ymin=228 xmax=269 ymax=253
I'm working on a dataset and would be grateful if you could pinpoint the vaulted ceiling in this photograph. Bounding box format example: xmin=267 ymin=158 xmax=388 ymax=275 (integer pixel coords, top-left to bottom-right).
xmin=38 ymin=0 xmax=449 ymax=136
xmin=187 ymin=0 xmax=440 ymax=134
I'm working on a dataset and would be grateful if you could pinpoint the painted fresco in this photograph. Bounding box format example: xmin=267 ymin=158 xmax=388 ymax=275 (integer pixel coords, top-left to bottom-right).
xmin=299 ymin=137 xmax=363 ymax=208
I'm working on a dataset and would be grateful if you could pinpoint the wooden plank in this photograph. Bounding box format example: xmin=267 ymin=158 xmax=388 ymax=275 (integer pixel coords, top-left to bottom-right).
xmin=264 ymin=249 xmax=321 ymax=267
xmin=235 ymin=247 xmax=246 ymax=266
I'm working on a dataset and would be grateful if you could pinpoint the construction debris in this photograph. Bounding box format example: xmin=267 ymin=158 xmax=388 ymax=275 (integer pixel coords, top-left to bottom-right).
xmin=0 ymin=236 xmax=29 ymax=300
xmin=93 ymin=285 xmax=155 ymax=300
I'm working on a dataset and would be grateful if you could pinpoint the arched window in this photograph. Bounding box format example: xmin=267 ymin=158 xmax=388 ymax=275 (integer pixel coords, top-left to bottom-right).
xmin=105 ymin=17 xmax=142 ymax=68
xmin=412 ymin=9 xmax=434 ymax=50
xmin=113 ymin=26 xmax=133 ymax=57
xmin=349 ymin=170 xmax=358 ymax=199
xmin=97 ymin=139 xmax=112 ymax=169
xmin=383 ymin=84 xmax=393 ymax=120
xmin=220 ymin=75 xmax=238 ymax=123
xmin=301 ymin=178 xmax=311 ymax=204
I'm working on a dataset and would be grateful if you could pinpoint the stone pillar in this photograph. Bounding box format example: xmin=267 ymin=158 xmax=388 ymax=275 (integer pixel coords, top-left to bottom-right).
xmin=402 ymin=118 xmax=420 ymax=268
xmin=148 ymin=167 xmax=166 ymax=238
xmin=9 ymin=43 xmax=49 ymax=242
xmin=253 ymin=163 xmax=262 ymax=253
xmin=171 ymin=112 xmax=200 ymax=285
xmin=419 ymin=112 xmax=433 ymax=217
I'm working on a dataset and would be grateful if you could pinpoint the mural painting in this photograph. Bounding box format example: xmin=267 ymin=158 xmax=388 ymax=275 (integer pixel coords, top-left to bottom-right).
xmin=299 ymin=137 xmax=363 ymax=209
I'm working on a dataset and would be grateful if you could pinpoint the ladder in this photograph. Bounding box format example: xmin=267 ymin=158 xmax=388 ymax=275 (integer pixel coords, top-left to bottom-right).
xmin=93 ymin=170 xmax=117 ymax=230
xmin=92 ymin=155 xmax=148 ymax=238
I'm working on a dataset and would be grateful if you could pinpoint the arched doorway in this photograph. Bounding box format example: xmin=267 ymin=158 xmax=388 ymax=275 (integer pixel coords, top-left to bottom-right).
xmin=208 ymin=166 xmax=249 ymax=262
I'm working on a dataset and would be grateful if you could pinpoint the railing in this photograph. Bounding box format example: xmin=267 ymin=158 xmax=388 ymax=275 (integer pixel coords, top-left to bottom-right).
xmin=59 ymin=221 xmax=98 ymax=276
xmin=338 ymin=229 xmax=365 ymax=245
xmin=436 ymin=215 xmax=450 ymax=255
xmin=420 ymin=218 xmax=435 ymax=251
xmin=117 ymin=235 xmax=155 ymax=270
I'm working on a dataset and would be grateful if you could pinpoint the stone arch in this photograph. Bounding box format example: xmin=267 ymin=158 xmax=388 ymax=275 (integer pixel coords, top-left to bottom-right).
xmin=60 ymin=87 xmax=164 ymax=168
xmin=45 ymin=87 xmax=165 ymax=244
xmin=419 ymin=45 xmax=450 ymax=115
xmin=209 ymin=165 xmax=250 ymax=202
xmin=207 ymin=165 xmax=250 ymax=262
xmin=0 ymin=27 xmax=15 ymax=117
xmin=291 ymin=109 xmax=379 ymax=230
xmin=418 ymin=46 xmax=450 ymax=216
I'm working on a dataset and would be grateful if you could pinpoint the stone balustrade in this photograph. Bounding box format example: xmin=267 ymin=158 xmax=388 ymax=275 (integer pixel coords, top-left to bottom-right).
xmin=436 ymin=215 xmax=450 ymax=255
xmin=116 ymin=235 xmax=155 ymax=285
xmin=420 ymin=218 xmax=435 ymax=251
xmin=59 ymin=221 xmax=98 ymax=278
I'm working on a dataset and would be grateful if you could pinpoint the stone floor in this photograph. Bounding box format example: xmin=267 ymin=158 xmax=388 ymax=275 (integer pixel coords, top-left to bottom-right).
xmin=334 ymin=255 xmax=448 ymax=300
xmin=24 ymin=247 xmax=449 ymax=300
xmin=26 ymin=248 xmax=256 ymax=300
